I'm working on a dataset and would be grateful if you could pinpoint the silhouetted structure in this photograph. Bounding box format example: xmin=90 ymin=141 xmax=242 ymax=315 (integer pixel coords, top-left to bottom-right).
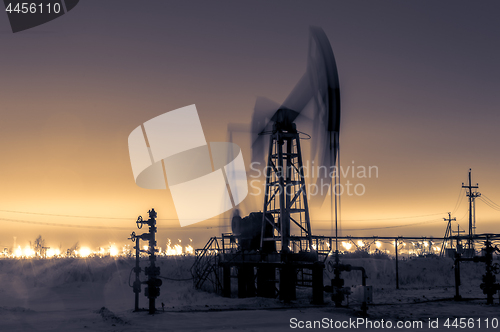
xmin=462 ymin=169 xmax=480 ymax=254
xmin=129 ymin=208 xmax=162 ymax=314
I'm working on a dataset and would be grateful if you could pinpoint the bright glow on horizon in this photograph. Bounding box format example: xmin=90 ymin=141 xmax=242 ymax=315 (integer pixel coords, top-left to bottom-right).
xmin=23 ymin=246 xmax=35 ymax=257
xmin=342 ymin=242 xmax=352 ymax=250
xmin=3 ymin=238 xmax=194 ymax=259
xmin=79 ymin=247 xmax=91 ymax=257
xmin=46 ymin=248 xmax=55 ymax=257
xmin=15 ymin=246 xmax=22 ymax=257
xmin=166 ymin=244 xmax=183 ymax=255
xmin=109 ymin=245 xmax=119 ymax=257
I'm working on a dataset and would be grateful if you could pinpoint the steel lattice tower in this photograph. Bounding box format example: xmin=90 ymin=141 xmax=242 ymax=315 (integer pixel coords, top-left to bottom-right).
xmin=260 ymin=109 xmax=313 ymax=254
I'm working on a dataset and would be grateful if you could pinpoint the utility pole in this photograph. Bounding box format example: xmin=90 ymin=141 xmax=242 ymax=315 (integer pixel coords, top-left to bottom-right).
xmin=440 ymin=212 xmax=456 ymax=257
xmin=462 ymin=169 xmax=480 ymax=252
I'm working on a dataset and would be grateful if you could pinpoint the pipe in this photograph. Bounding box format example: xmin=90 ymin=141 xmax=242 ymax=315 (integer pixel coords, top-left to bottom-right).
xmin=349 ymin=266 xmax=367 ymax=286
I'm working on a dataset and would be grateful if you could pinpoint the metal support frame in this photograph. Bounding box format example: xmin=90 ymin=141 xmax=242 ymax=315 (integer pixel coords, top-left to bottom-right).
xmin=440 ymin=213 xmax=456 ymax=257
xmin=260 ymin=129 xmax=313 ymax=254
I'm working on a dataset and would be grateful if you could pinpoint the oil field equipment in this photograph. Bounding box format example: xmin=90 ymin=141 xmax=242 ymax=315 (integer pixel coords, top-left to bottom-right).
xmin=193 ymin=27 xmax=370 ymax=311
xmin=453 ymin=235 xmax=500 ymax=304
xmin=129 ymin=208 xmax=162 ymax=314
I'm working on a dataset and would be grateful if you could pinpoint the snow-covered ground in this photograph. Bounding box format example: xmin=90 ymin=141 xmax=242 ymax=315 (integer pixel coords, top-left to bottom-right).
xmin=0 ymin=256 xmax=498 ymax=331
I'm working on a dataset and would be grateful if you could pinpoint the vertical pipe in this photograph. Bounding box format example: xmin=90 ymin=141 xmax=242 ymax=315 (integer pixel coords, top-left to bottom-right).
xmin=295 ymin=136 xmax=313 ymax=251
xmin=134 ymin=238 xmax=140 ymax=312
xmin=312 ymin=262 xmax=324 ymax=304
xmin=237 ymin=266 xmax=246 ymax=298
xmin=454 ymin=253 xmax=461 ymax=300
xmin=260 ymin=134 xmax=275 ymax=250
xmin=468 ymin=169 xmax=472 ymax=251
xmin=222 ymin=264 xmax=231 ymax=298
xmin=147 ymin=210 xmax=158 ymax=315
xmin=284 ymin=136 xmax=292 ymax=252
xmin=257 ymin=266 xmax=275 ymax=298
xmin=395 ymin=238 xmax=399 ymax=290
xmin=280 ymin=264 xmax=296 ymax=302
xmin=277 ymin=134 xmax=287 ymax=253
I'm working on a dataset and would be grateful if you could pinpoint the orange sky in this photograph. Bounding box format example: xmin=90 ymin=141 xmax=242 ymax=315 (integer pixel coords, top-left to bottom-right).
xmin=1 ymin=1 xmax=499 ymax=250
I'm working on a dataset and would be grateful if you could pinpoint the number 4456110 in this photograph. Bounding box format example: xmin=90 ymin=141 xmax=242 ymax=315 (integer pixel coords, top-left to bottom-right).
xmin=5 ymin=2 xmax=61 ymax=14
xmin=444 ymin=318 xmax=499 ymax=329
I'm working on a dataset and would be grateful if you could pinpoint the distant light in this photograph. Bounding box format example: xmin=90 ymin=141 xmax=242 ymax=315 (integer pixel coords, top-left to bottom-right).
xmin=24 ymin=246 xmax=35 ymax=257
xmin=109 ymin=246 xmax=119 ymax=257
xmin=166 ymin=244 xmax=182 ymax=255
xmin=342 ymin=242 xmax=352 ymax=250
xmin=14 ymin=246 xmax=22 ymax=257
xmin=185 ymin=245 xmax=194 ymax=255
xmin=357 ymin=240 xmax=364 ymax=247
xmin=375 ymin=241 xmax=382 ymax=248
xmin=46 ymin=248 xmax=55 ymax=257
xmin=79 ymin=247 xmax=91 ymax=257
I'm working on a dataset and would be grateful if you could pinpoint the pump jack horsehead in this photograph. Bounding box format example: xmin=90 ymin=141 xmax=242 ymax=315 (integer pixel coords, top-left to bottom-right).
xmin=217 ymin=26 xmax=342 ymax=304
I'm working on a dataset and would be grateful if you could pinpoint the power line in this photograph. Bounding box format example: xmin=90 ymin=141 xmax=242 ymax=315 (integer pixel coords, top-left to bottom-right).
xmin=478 ymin=198 xmax=500 ymax=211
xmin=315 ymin=218 xmax=443 ymax=231
xmin=452 ymin=187 xmax=465 ymax=215
xmin=456 ymin=208 xmax=469 ymax=221
xmin=0 ymin=217 xmax=230 ymax=230
xmin=0 ymin=209 xmax=131 ymax=220
xmin=0 ymin=208 xmax=450 ymax=223
xmin=482 ymin=194 xmax=500 ymax=208
xmin=0 ymin=217 xmax=130 ymax=229
xmin=0 ymin=213 xmax=448 ymax=232
xmin=0 ymin=209 xmax=225 ymax=222
xmin=479 ymin=198 xmax=500 ymax=211
xmin=313 ymin=212 xmax=447 ymax=223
